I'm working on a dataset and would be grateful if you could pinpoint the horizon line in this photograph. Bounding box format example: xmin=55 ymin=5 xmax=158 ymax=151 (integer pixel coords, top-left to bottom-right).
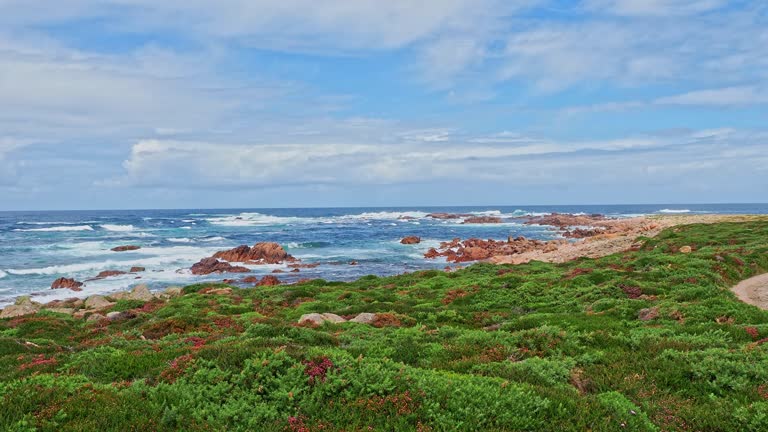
xmin=1 ymin=202 xmax=767 ymax=213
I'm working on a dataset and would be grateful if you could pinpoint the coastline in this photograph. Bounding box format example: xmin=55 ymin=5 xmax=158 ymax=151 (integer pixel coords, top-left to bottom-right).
xmin=3 ymin=213 xmax=768 ymax=316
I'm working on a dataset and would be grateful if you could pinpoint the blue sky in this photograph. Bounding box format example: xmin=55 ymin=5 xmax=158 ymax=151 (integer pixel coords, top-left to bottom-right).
xmin=0 ymin=0 xmax=766 ymax=210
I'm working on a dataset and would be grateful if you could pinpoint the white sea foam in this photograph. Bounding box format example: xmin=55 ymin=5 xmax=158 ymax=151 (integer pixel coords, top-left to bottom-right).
xmin=658 ymin=209 xmax=691 ymax=214
xmin=100 ymin=224 xmax=135 ymax=232
xmin=13 ymin=225 xmax=94 ymax=232
xmin=341 ymin=211 xmax=429 ymax=220
xmin=201 ymin=236 xmax=226 ymax=242
xmin=6 ymin=245 xmax=222 ymax=276
xmin=207 ymin=212 xmax=305 ymax=226
xmin=0 ymin=270 xmax=7 ymax=279
xmin=17 ymin=221 xmax=97 ymax=225
xmin=168 ymin=237 xmax=193 ymax=243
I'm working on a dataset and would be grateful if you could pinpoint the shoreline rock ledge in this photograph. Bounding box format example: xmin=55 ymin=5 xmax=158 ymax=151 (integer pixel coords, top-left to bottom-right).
xmin=213 ymin=242 xmax=297 ymax=264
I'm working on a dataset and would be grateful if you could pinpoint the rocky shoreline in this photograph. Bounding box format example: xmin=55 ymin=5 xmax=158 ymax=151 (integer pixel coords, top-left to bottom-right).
xmin=3 ymin=213 xmax=765 ymax=318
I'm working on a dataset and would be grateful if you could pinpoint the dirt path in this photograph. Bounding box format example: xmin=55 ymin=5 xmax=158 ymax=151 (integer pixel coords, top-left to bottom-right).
xmin=732 ymin=273 xmax=768 ymax=310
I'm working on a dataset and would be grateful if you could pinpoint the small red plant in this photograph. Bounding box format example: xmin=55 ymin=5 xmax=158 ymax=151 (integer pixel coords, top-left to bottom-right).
xmin=185 ymin=336 xmax=207 ymax=350
xmin=303 ymin=356 xmax=335 ymax=384
xmin=745 ymin=326 xmax=760 ymax=340
xmin=18 ymin=354 xmax=57 ymax=371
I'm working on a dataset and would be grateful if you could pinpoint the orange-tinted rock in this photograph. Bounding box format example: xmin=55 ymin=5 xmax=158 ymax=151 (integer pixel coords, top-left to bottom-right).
xmin=400 ymin=236 xmax=421 ymax=245
xmin=256 ymin=275 xmax=281 ymax=286
xmin=111 ymin=245 xmax=141 ymax=252
xmin=424 ymin=236 xmax=560 ymax=263
xmin=426 ymin=213 xmax=471 ymax=219
xmin=525 ymin=213 xmax=606 ymax=228
xmin=190 ymin=258 xmax=250 ymax=275
xmin=213 ymin=242 xmax=296 ymax=264
xmin=130 ymin=266 xmax=146 ymax=272
xmin=51 ymin=277 xmax=83 ymax=290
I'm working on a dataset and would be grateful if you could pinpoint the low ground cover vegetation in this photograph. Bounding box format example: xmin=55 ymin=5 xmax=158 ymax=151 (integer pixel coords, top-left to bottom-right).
xmin=2 ymin=222 xmax=768 ymax=431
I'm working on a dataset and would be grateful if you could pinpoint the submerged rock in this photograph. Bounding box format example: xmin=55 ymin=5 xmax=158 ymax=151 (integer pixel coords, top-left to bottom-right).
xmin=51 ymin=277 xmax=84 ymax=291
xmin=95 ymin=270 xmax=127 ymax=279
xmin=111 ymin=245 xmax=141 ymax=252
xmin=400 ymin=236 xmax=421 ymax=245
xmin=190 ymin=257 xmax=250 ymax=275
xmin=462 ymin=216 xmax=502 ymax=224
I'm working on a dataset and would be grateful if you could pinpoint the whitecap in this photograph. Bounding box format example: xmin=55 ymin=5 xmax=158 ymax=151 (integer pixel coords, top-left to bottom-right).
xmin=0 ymin=269 xmax=7 ymax=279
xmin=168 ymin=238 xmax=193 ymax=243
xmin=201 ymin=236 xmax=226 ymax=242
xmin=206 ymin=212 xmax=305 ymax=226
xmin=339 ymin=211 xmax=429 ymax=220
xmin=13 ymin=225 xmax=94 ymax=232
xmin=658 ymin=209 xmax=691 ymax=214
xmin=100 ymin=224 xmax=135 ymax=232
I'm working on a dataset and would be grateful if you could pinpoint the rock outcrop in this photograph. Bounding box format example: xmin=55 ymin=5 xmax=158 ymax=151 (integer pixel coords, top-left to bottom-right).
xmin=256 ymin=275 xmax=281 ymax=286
xmin=425 ymin=237 xmax=564 ymax=263
xmin=400 ymin=236 xmax=421 ymax=245
xmin=51 ymin=277 xmax=84 ymax=291
xmin=524 ymin=213 xmax=606 ymax=228
xmin=190 ymin=257 xmax=250 ymax=275
xmin=130 ymin=266 xmax=146 ymax=272
xmin=213 ymin=242 xmax=296 ymax=264
xmin=0 ymin=297 xmax=41 ymax=319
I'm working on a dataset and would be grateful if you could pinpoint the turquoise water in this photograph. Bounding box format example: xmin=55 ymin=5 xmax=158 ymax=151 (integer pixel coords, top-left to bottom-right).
xmin=1 ymin=204 xmax=766 ymax=306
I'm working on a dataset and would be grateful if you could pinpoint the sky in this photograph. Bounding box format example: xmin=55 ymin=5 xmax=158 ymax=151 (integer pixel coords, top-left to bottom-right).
xmin=0 ymin=0 xmax=766 ymax=210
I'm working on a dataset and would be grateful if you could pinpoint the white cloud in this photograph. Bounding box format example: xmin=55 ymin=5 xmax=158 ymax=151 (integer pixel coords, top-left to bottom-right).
xmin=111 ymin=128 xmax=767 ymax=189
xmin=655 ymin=86 xmax=768 ymax=106
xmin=585 ymin=0 xmax=728 ymax=16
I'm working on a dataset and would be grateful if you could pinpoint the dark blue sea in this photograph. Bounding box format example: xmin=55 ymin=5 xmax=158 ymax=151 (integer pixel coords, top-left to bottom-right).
xmin=1 ymin=204 xmax=766 ymax=306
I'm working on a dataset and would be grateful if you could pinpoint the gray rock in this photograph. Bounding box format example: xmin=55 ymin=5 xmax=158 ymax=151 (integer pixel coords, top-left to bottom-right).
xmin=84 ymin=295 xmax=115 ymax=310
xmin=109 ymin=291 xmax=129 ymax=301
xmin=164 ymin=286 xmax=183 ymax=297
xmin=126 ymin=284 xmax=154 ymax=301
xmin=350 ymin=312 xmax=376 ymax=324
xmin=298 ymin=313 xmax=327 ymax=325
xmin=0 ymin=304 xmax=39 ymax=319
xmin=321 ymin=313 xmax=347 ymax=323
xmin=106 ymin=311 xmax=135 ymax=321
xmin=86 ymin=313 xmax=106 ymax=322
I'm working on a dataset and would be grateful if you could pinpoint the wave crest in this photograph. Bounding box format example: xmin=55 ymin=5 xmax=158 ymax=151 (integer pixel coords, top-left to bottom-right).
xmin=13 ymin=225 xmax=94 ymax=232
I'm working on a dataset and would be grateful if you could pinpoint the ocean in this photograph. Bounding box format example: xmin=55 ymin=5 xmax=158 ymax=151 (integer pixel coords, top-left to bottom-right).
xmin=1 ymin=204 xmax=766 ymax=306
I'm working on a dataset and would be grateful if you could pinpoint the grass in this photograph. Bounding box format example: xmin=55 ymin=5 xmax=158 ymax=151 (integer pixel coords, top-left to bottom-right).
xmin=1 ymin=221 xmax=768 ymax=431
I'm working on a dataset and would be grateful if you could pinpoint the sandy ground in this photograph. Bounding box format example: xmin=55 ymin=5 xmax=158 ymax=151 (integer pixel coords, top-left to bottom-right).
xmin=731 ymin=273 xmax=768 ymax=311
xmin=491 ymin=214 xmax=768 ymax=265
